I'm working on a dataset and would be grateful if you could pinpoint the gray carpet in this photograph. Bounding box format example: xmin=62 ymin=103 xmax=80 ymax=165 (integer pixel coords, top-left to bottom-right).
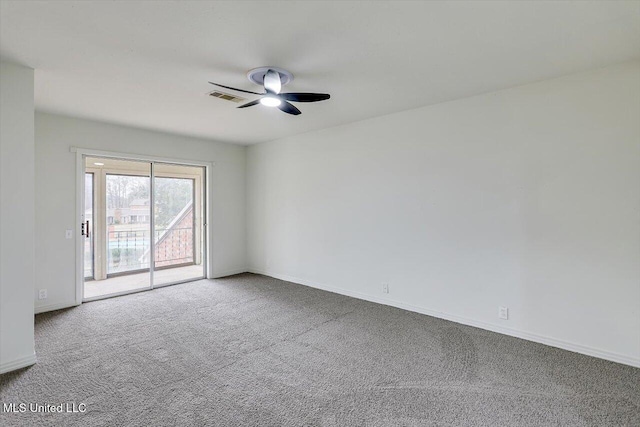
xmin=1 ymin=273 xmax=638 ymax=426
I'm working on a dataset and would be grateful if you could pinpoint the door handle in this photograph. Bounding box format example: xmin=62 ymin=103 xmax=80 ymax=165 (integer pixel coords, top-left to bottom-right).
xmin=82 ymin=220 xmax=90 ymax=238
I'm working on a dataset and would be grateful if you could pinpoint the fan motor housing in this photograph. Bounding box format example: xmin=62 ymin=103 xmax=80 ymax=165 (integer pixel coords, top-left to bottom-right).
xmin=247 ymin=67 xmax=294 ymax=87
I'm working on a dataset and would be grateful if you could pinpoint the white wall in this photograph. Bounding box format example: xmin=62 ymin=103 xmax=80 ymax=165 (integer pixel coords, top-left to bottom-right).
xmin=0 ymin=61 xmax=36 ymax=373
xmin=35 ymin=113 xmax=246 ymax=313
xmin=247 ymin=61 xmax=640 ymax=367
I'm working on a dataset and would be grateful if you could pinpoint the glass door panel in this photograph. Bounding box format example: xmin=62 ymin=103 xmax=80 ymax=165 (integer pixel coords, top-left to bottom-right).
xmin=153 ymin=163 xmax=205 ymax=286
xmin=106 ymin=174 xmax=151 ymax=276
xmin=83 ymin=157 xmax=151 ymax=300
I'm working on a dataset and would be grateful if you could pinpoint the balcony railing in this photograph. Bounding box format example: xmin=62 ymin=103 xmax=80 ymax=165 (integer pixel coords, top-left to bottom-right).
xmin=107 ymin=227 xmax=194 ymax=275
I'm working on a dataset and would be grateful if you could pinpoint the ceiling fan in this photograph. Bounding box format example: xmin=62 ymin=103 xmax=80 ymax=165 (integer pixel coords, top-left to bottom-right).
xmin=209 ymin=67 xmax=330 ymax=116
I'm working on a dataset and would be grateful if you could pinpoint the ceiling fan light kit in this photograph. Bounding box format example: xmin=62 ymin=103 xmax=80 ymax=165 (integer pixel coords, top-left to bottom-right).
xmin=260 ymin=96 xmax=282 ymax=107
xmin=209 ymin=67 xmax=330 ymax=116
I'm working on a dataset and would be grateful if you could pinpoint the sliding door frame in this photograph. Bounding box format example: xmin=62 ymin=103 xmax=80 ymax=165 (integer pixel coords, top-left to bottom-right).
xmin=72 ymin=146 xmax=213 ymax=305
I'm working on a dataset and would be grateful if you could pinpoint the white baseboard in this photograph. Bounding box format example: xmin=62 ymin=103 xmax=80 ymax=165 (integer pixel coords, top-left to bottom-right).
xmin=35 ymin=301 xmax=78 ymax=314
xmin=248 ymin=268 xmax=640 ymax=368
xmin=211 ymin=267 xmax=248 ymax=279
xmin=0 ymin=352 xmax=37 ymax=375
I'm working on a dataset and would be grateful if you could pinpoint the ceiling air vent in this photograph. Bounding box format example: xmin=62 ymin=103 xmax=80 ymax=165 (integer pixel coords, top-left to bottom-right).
xmin=209 ymin=91 xmax=246 ymax=103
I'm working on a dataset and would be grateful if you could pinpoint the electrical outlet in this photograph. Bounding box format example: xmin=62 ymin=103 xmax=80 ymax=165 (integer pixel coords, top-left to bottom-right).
xmin=498 ymin=306 xmax=509 ymax=320
xmin=65 ymin=229 xmax=73 ymax=239
xmin=38 ymin=289 xmax=48 ymax=300
xmin=382 ymin=283 xmax=389 ymax=294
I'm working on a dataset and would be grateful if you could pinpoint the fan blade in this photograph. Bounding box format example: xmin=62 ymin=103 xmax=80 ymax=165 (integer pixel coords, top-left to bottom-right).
xmin=279 ymin=93 xmax=330 ymax=102
xmin=278 ymin=101 xmax=301 ymax=115
xmin=209 ymin=82 xmax=264 ymax=95
xmin=237 ymin=99 xmax=261 ymax=108
xmin=263 ymin=69 xmax=282 ymax=95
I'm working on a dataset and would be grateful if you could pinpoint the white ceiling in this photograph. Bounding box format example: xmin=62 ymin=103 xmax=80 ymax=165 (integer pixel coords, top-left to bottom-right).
xmin=1 ymin=1 xmax=639 ymax=145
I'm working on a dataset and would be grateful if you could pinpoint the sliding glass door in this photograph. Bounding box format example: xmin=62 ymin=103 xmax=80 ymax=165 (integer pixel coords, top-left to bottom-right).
xmin=83 ymin=156 xmax=205 ymax=301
